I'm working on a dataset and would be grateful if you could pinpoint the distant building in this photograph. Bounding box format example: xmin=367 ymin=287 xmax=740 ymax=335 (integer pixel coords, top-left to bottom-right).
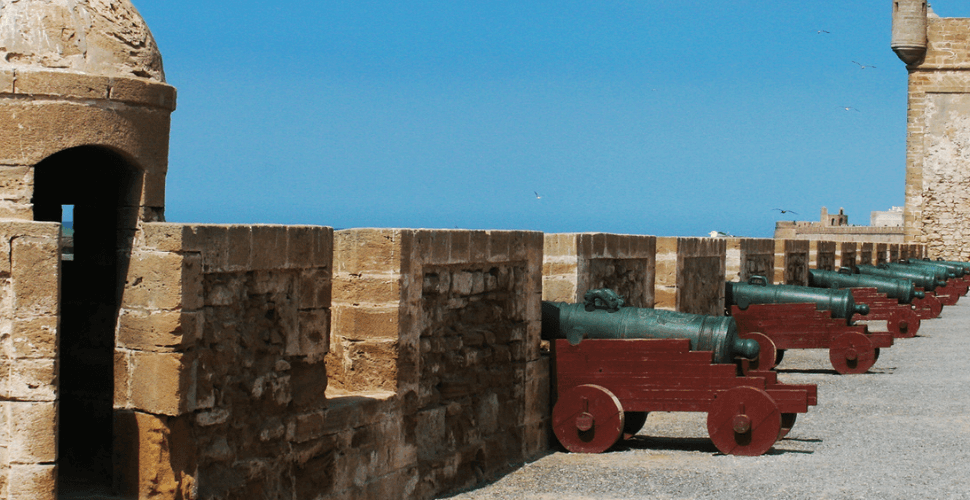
xmin=871 ymin=206 xmax=904 ymax=227
xmin=774 ymin=207 xmax=905 ymax=243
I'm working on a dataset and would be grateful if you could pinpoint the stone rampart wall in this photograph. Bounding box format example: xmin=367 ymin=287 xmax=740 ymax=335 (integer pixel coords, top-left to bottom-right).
xmin=327 ymin=229 xmax=547 ymax=499
xmin=725 ymin=238 xmax=773 ymax=283
xmin=0 ymin=222 xmax=60 ymax=500
xmin=774 ymin=239 xmax=809 ymax=286
xmin=655 ymin=237 xmax=725 ymax=315
xmin=542 ymin=233 xmax=656 ymax=307
xmin=115 ymin=223 xmax=332 ymax=499
xmin=810 ymin=240 xmax=837 ymax=271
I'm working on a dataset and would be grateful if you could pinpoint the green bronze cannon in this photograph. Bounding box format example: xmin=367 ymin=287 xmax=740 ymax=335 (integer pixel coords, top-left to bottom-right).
xmin=541 ymin=289 xmax=759 ymax=364
xmin=856 ymin=263 xmax=946 ymax=291
xmin=808 ymin=268 xmax=924 ymax=304
xmin=903 ymin=259 xmax=966 ymax=278
xmin=888 ymin=261 xmax=955 ymax=282
xmin=725 ymin=276 xmax=869 ymax=322
xmin=929 ymin=259 xmax=970 ymax=274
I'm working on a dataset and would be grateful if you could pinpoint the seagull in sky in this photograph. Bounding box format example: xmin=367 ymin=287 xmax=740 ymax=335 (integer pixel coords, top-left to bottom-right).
xmin=773 ymin=208 xmax=798 ymax=215
xmin=852 ymin=61 xmax=876 ymax=69
xmin=817 ymin=29 xmax=830 ymax=34
xmin=841 ymin=106 xmax=861 ymax=112
xmin=534 ymin=191 xmax=542 ymax=199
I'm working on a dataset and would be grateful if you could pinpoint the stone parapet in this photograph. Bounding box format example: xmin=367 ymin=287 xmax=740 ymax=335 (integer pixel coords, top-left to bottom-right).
xmin=655 ymin=237 xmax=725 ymax=315
xmin=542 ymin=233 xmax=656 ymax=307
xmin=328 ymin=228 xmax=546 ymax=499
xmin=774 ymin=239 xmax=809 ymax=286
xmin=859 ymin=243 xmax=875 ymax=266
xmin=113 ymin=223 xmax=334 ymax=498
xmin=836 ymin=242 xmax=858 ymax=270
xmin=810 ymin=240 xmax=837 ymax=271
xmin=724 ymin=238 xmax=773 ymax=283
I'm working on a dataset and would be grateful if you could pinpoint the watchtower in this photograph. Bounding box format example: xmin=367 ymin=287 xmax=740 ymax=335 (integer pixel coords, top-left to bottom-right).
xmin=1 ymin=1 xmax=176 ymax=496
xmin=892 ymin=2 xmax=970 ymax=258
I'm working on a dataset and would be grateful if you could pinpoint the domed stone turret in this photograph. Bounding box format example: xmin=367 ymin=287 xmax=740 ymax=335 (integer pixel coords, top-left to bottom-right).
xmin=0 ymin=0 xmax=165 ymax=81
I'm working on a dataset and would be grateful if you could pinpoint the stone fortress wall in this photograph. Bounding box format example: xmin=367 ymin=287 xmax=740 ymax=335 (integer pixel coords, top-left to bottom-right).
xmin=894 ymin=1 xmax=970 ymax=258
xmin=0 ymin=1 xmax=957 ymax=499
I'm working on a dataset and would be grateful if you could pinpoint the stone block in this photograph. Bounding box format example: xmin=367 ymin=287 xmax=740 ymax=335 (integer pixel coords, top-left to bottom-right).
xmin=4 ymin=358 xmax=56 ymax=401
xmin=137 ymin=223 xmax=189 ymax=252
xmin=332 ymin=273 xmax=400 ymax=305
xmin=9 ymin=315 xmax=57 ymax=359
xmin=468 ymin=231 xmax=489 ymax=262
xmin=114 ymin=411 xmax=196 ymax=500
xmin=300 ymin=266 xmax=333 ymax=310
xmin=128 ymin=350 xmax=195 ymax=416
xmin=0 ymin=69 xmax=13 ymax=93
xmin=7 ymin=464 xmax=56 ymax=500
xmin=227 ymin=225 xmax=253 ymax=270
xmin=0 ymin=99 xmax=171 ymax=169
xmin=11 ymin=235 xmax=59 ymax=316
xmin=123 ymin=251 xmax=203 ymax=311
xmin=117 ymin=309 xmax=201 ymax=352
xmin=294 ymin=308 xmax=330 ymax=358
xmin=7 ymin=401 xmax=57 ymax=462
xmin=335 ymin=228 xmax=408 ymax=274
xmin=487 ymin=231 xmax=511 ymax=263
xmin=108 ymin=76 xmax=178 ymax=110
xmin=0 ymin=166 xmax=32 ymax=201
xmin=114 ymin=350 xmax=130 ymax=408
xmin=331 ymin=306 xmax=401 ymax=341
xmin=327 ymin=339 xmax=400 ymax=393
xmin=251 ymin=225 xmax=287 ymax=270
xmin=449 ymin=231 xmax=471 ymax=263
xmin=0 ymin=201 xmax=33 ymax=222
xmin=14 ymin=70 xmax=110 ymax=99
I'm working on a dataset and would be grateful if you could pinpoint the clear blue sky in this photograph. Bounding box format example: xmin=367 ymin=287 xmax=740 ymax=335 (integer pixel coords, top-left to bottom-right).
xmin=135 ymin=1 xmax=970 ymax=238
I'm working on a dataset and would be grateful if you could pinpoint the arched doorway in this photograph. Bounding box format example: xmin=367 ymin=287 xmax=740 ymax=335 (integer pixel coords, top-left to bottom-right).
xmin=32 ymin=146 xmax=142 ymax=496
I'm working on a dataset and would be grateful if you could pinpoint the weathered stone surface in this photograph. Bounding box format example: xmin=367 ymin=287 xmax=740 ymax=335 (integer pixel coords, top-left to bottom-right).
xmin=123 ymin=251 xmax=202 ymax=311
xmin=7 ymin=463 xmax=56 ymax=500
xmin=7 ymin=401 xmax=57 ymax=462
xmin=114 ymin=411 xmax=197 ymax=500
xmin=127 ymin=350 xmax=194 ymax=416
xmin=0 ymin=1 xmax=165 ymax=81
xmin=117 ymin=309 xmax=201 ymax=352
xmin=10 ymin=234 xmax=59 ymax=316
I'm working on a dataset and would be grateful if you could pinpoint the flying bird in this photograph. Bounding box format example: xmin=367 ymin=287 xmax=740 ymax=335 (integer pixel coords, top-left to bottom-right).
xmin=852 ymin=61 xmax=876 ymax=69
xmin=817 ymin=29 xmax=830 ymax=34
xmin=841 ymin=106 xmax=861 ymax=112
xmin=534 ymin=191 xmax=542 ymax=199
xmin=773 ymin=208 xmax=798 ymax=215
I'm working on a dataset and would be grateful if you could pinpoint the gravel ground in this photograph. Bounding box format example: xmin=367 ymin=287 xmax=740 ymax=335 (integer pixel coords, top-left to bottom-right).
xmin=443 ymin=299 xmax=970 ymax=500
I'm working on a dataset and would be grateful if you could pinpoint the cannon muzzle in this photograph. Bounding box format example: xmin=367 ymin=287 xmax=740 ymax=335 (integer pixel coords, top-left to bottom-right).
xmin=725 ymin=276 xmax=869 ymax=323
xmin=541 ymin=289 xmax=759 ymax=364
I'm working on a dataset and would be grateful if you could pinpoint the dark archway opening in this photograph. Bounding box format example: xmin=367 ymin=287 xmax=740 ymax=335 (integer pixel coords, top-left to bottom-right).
xmin=33 ymin=146 xmax=141 ymax=497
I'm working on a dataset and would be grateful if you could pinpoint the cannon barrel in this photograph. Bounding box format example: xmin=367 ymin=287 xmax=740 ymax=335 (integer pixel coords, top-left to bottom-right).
xmin=541 ymin=289 xmax=759 ymax=364
xmin=904 ymin=259 xmax=966 ymax=278
xmin=857 ymin=264 xmax=946 ymax=291
xmin=725 ymin=276 xmax=869 ymax=323
xmin=890 ymin=261 xmax=956 ymax=281
xmin=930 ymin=259 xmax=970 ymax=274
xmin=808 ymin=268 xmax=924 ymax=303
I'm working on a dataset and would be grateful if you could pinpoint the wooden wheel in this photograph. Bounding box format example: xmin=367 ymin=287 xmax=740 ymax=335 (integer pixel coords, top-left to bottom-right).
xmin=552 ymin=384 xmax=625 ymax=453
xmin=829 ymin=332 xmax=877 ymax=374
xmin=707 ymin=386 xmax=781 ymax=456
xmin=778 ymin=413 xmax=797 ymax=439
xmin=739 ymin=332 xmax=776 ymax=374
xmin=622 ymin=411 xmax=649 ymax=439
